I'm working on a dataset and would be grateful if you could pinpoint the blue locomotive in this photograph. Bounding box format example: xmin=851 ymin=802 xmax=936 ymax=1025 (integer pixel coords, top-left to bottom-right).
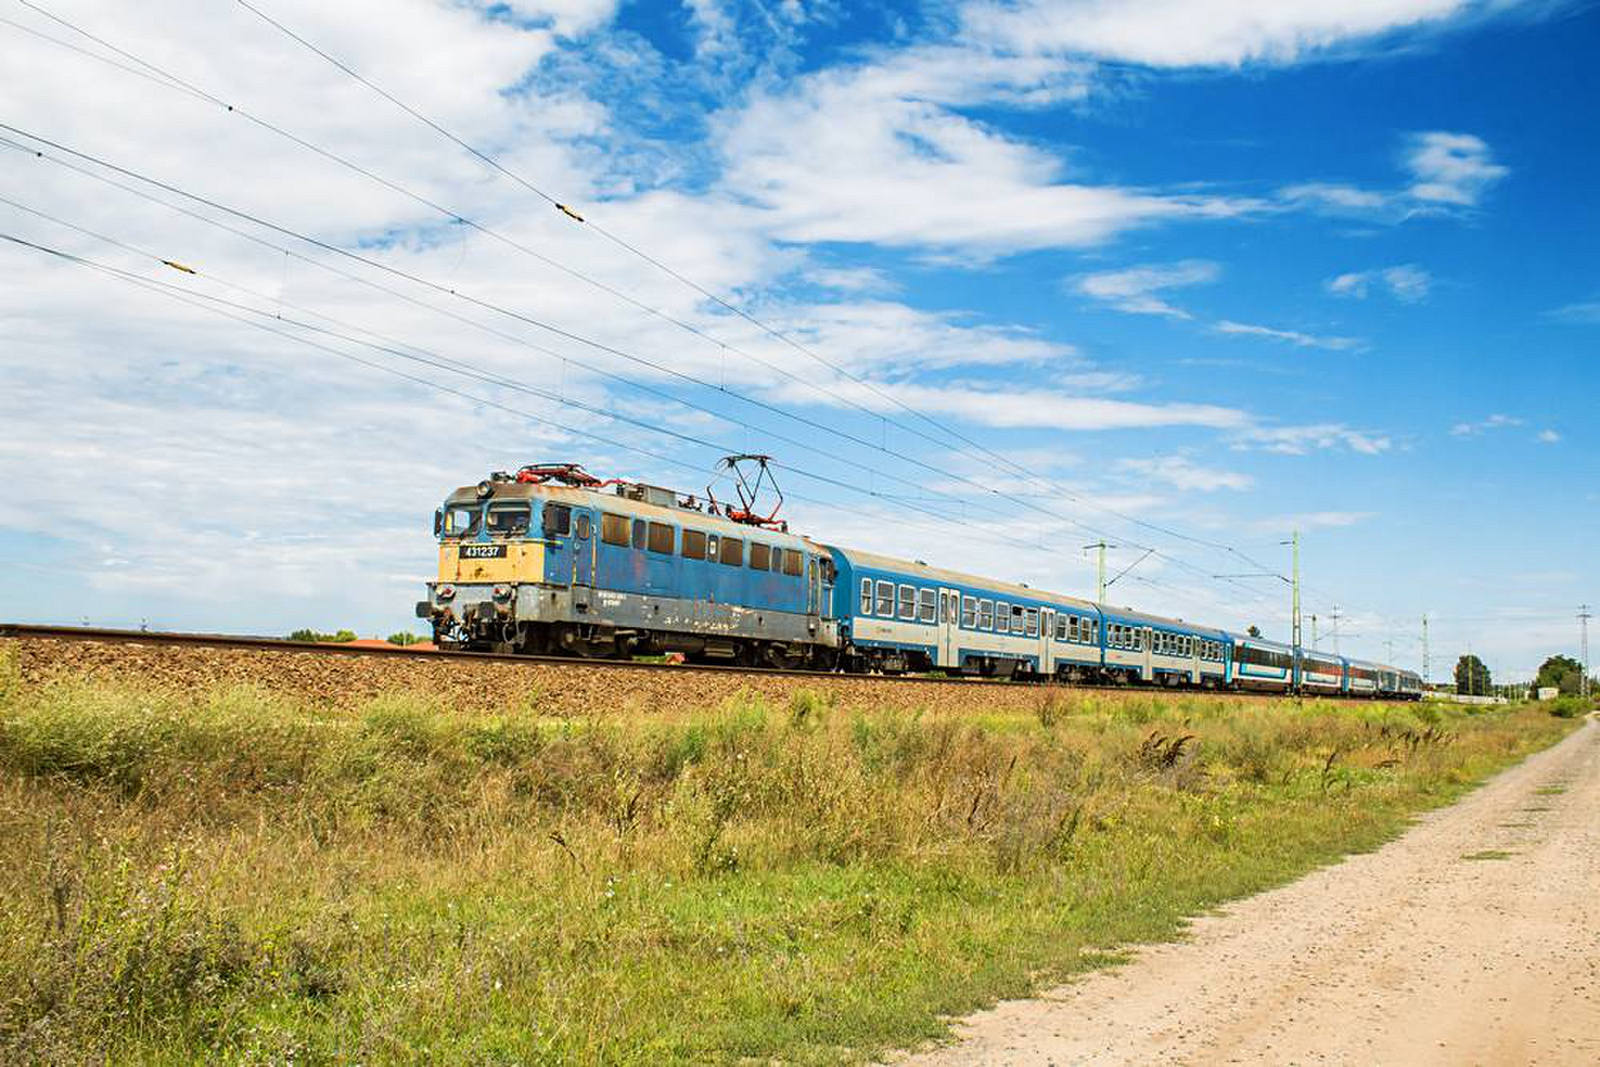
xmin=417 ymin=463 xmax=1421 ymax=698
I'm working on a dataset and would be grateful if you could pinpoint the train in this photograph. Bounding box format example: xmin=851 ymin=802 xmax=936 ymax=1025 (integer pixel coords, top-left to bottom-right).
xmin=416 ymin=463 xmax=1424 ymax=700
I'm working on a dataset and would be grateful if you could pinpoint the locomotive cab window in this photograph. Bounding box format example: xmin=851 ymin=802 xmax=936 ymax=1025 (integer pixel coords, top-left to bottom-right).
xmin=719 ymin=537 xmax=743 ymax=566
xmin=782 ymin=548 xmax=802 ymax=576
xmin=750 ymin=543 xmax=771 ymax=571
xmin=681 ymin=529 xmax=707 ymax=560
xmin=486 ymin=503 xmax=530 ymax=536
xmin=542 ymin=504 xmax=571 ymax=537
xmin=443 ymin=505 xmax=480 ymax=538
xmin=600 ymin=513 xmax=630 ymax=546
xmin=575 ymin=514 xmax=591 ymax=539
xmin=631 ymin=519 xmax=647 ymax=550
xmin=648 ymin=522 xmax=674 ymax=554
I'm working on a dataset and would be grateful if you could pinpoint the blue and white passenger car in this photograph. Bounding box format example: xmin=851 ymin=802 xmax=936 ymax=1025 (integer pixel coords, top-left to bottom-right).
xmin=1226 ymin=633 xmax=1294 ymax=692
xmin=1098 ymin=607 xmax=1230 ymax=687
xmin=827 ymin=546 xmax=1102 ymax=678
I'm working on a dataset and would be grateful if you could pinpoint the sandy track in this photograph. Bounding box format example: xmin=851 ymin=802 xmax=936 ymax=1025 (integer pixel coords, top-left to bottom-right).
xmin=904 ymin=717 xmax=1600 ymax=1066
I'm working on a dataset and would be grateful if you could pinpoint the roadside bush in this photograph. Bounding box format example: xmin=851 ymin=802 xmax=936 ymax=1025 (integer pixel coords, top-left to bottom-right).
xmin=1546 ymin=696 xmax=1593 ymax=719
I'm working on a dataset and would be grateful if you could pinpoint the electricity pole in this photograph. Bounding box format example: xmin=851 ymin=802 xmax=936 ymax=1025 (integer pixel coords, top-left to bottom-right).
xmin=1422 ymin=614 xmax=1430 ymax=686
xmin=1385 ymin=637 xmax=1394 ymax=664
xmin=1582 ymin=605 xmax=1592 ymax=699
xmin=1310 ymin=614 xmax=1318 ymax=648
xmin=1283 ymin=530 xmax=1302 ymax=692
xmin=1330 ymin=604 xmax=1342 ymax=656
xmin=1084 ymin=542 xmax=1114 ymax=605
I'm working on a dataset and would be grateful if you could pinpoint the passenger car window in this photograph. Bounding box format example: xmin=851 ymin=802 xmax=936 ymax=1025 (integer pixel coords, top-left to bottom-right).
xmin=995 ymin=601 xmax=1009 ymax=634
xmin=919 ymin=588 xmax=936 ymax=623
xmin=648 ymin=522 xmax=674 ymax=554
xmin=681 ymin=529 xmax=707 ymax=560
xmin=1024 ymin=607 xmax=1038 ymax=637
xmin=875 ymin=580 xmax=894 ymax=616
xmin=898 ymin=584 xmax=916 ymax=620
xmin=978 ymin=599 xmax=994 ymax=630
xmin=961 ymin=596 xmax=976 ymax=628
xmin=860 ymin=578 xmax=873 ymax=615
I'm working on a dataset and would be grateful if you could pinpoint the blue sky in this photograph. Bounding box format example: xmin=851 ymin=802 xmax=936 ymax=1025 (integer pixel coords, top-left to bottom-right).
xmin=1 ymin=0 xmax=1595 ymax=680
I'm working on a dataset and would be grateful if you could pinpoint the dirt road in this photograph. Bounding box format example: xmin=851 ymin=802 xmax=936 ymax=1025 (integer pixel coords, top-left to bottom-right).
xmin=905 ymin=717 xmax=1600 ymax=1066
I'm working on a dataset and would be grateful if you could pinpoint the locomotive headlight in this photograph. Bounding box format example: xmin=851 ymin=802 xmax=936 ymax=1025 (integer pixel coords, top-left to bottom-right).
xmin=437 ymin=584 xmax=456 ymax=601
xmin=492 ymin=584 xmax=512 ymax=600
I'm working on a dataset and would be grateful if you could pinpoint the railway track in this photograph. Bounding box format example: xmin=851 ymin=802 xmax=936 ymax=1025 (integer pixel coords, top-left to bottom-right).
xmin=0 ymin=622 xmax=1258 ymax=696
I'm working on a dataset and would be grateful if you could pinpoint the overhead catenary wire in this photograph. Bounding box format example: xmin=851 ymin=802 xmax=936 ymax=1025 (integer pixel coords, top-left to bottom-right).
xmin=0 ymin=128 xmax=1292 ymax=619
xmin=0 ymin=192 xmax=990 ymax=514
xmin=0 ymin=220 xmax=1262 ymax=617
xmin=0 ymin=229 xmax=1134 ymax=566
xmin=224 ymin=0 xmax=1321 ymax=573
xmin=2 ymin=1 xmax=1304 ymax=593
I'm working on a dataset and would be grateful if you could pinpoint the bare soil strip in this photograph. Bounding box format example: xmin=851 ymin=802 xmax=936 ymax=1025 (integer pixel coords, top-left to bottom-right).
xmin=903 ymin=718 xmax=1600 ymax=1066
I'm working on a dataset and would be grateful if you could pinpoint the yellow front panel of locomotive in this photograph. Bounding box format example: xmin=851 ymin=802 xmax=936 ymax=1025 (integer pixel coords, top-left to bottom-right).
xmin=437 ymin=542 xmax=544 ymax=584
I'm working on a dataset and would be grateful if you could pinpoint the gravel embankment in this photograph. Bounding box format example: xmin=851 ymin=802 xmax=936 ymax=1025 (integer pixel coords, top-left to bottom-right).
xmin=2 ymin=635 xmax=1118 ymax=716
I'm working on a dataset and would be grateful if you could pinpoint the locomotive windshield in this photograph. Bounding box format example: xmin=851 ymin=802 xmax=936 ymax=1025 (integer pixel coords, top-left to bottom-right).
xmin=486 ymin=503 xmax=531 ymax=536
xmin=442 ymin=505 xmax=479 ymax=538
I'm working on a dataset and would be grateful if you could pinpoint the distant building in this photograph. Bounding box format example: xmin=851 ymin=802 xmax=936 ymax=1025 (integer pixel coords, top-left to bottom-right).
xmin=1537 ymin=687 xmax=1559 ymax=701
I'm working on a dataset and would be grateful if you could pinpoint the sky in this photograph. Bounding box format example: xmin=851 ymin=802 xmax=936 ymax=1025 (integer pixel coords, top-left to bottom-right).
xmin=1 ymin=0 xmax=1596 ymax=682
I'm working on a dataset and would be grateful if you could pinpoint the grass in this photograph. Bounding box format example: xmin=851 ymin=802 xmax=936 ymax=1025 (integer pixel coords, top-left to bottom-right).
xmin=0 ymin=648 xmax=1580 ymax=1065
xmin=1461 ymin=850 xmax=1516 ymax=861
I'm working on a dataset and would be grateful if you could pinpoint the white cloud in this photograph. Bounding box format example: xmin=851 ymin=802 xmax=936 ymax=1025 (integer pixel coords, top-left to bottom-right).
xmin=1327 ymin=264 xmax=1433 ymax=302
xmin=960 ymin=0 xmax=1494 ymax=68
xmin=815 ymin=380 xmax=1254 ymax=432
xmin=1545 ymin=299 xmax=1600 ymax=323
xmin=1536 ymin=429 xmax=1562 ymax=444
xmin=1450 ymin=413 xmax=1524 ymax=436
xmin=1214 ymin=320 xmax=1362 ymax=350
xmin=1117 ymin=455 xmax=1253 ymax=492
xmin=1072 ymin=260 xmax=1220 ymax=317
xmin=718 ymin=66 xmax=1249 ymax=256
xmin=803 ymin=266 xmax=899 ymax=294
xmin=1258 ymin=510 xmax=1373 ymax=531
xmin=1405 ymin=131 xmax=1508 ymax=206
xmin=1282 ymin=130 xmax=1508 ymax=219
xmin=1237 ymin=424 xmax=1393 ymax=455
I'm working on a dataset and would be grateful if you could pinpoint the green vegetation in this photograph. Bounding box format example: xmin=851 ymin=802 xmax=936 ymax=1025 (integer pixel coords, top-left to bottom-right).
xmin=386 ymin=631 xmax=424 ymax=647
xmin=1461 ymin=850 xmax=1515 ymax=861
xmin=287 ymin=628 xmax=358 ymax=644
xmin=0 ymin=658 xmax=1578 ymax=1064
xmin=1545 ymin=695 xmax=1595 ymax=719
xmin=1532 ymin=655 xmax=1591 ymax=698
xmin=1454 ymin=653 xmax=1492 ymax=695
